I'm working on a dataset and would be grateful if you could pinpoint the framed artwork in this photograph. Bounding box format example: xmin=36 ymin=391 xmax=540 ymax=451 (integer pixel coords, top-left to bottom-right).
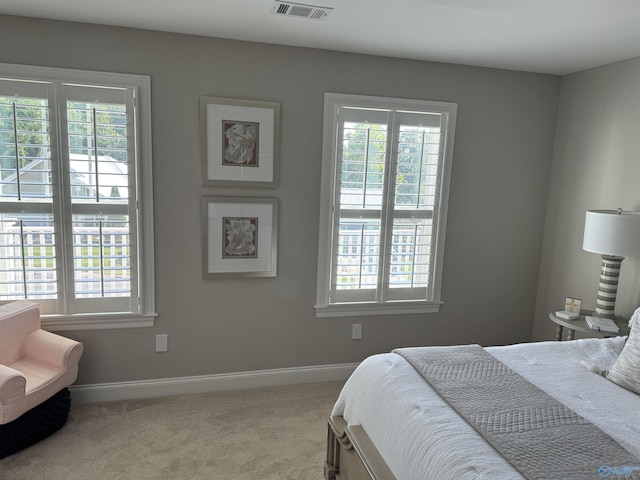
xmin=564 ymin=297 xmax=582 ymax=315
xmin=200 ymin=96 xmax=280 ymax=187
xmin=202 ymin=196 xmax=278 ymax=278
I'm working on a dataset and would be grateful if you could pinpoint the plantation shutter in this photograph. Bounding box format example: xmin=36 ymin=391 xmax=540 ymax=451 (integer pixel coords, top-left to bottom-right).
xmin=0 ymin=79 xmax=59 ymax=313
xmin=331 ymin=107 xmax=390 ymax=303
xmin=317 ymin=93 xmax=456 ymax=315
xmin=59 ymin=84 xmax=138 ymax=314
xmin=386 ymin=110 xmax=444 ymax=302
xmin=0 ymin=79 xmax=139 ymax=316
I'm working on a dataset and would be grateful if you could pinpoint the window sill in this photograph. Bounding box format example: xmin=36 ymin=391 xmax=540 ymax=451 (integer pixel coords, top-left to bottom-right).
xmin=42 ymin=313 xmax=157 ymax=332
xmin=314 ymin=301 xmax=442 ymax=318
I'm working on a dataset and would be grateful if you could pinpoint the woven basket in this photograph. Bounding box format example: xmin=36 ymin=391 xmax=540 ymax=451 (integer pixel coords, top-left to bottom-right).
xmin=0 ymin=387 xmax=71 ymax=459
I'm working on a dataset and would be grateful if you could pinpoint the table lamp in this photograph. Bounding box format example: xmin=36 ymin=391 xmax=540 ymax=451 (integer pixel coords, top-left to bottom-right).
xmin=582 ymin=209 xmax=640 ymax=317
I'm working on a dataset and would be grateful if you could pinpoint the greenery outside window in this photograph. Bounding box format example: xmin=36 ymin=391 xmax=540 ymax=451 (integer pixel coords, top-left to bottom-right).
xmin=315 ymin=93 xmax=457 ymax=317
xmin=0 ymin=64 xmax=155 ymax=330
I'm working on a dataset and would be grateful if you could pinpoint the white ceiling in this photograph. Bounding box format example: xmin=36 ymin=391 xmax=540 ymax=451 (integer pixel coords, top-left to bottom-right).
xmin=2 ymin=0 xmax=639 ymax=75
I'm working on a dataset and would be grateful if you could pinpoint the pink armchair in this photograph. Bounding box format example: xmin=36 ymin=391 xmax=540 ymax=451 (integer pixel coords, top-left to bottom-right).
xmin=0 ymin=300 xmax=83 ymax=458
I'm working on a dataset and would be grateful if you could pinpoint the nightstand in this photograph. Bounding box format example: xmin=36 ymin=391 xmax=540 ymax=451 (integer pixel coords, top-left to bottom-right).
xmin=549 ymin=311 xmax=630 ymax=341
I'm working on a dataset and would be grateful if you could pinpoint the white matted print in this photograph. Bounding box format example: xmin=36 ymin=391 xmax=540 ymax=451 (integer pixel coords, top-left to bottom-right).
xmin=201 ymin=97 xmax=279 ymax=187
xmin=202 ymin=197 xmax=278 ymax=278
xmin=564 ymin=297 xmax=582 ymax=315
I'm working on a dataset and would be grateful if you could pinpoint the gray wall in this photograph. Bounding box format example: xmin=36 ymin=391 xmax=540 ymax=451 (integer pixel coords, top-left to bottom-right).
xmin=532 ymin=58 xmax=640 ymax=341
xmin=1 ymin=15 xmax=559 ymax=385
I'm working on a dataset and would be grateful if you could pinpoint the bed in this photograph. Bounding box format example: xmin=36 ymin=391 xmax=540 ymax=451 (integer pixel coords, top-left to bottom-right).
xmin=325 ymin=311 xmax=640 ymax=480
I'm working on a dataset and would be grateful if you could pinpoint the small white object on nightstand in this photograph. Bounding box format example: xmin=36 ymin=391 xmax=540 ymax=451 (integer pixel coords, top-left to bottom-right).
xmin=555 ymin=310 xmax=579 ymax=320
xmin=585 ymin=316 xmax=619 ymax=333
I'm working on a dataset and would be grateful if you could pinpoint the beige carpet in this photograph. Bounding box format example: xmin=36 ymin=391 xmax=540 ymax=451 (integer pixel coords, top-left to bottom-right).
xmin=1 ymin=381 xmax=344 ymax=480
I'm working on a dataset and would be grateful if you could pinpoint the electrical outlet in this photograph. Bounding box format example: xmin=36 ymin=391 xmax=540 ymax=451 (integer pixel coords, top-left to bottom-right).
xmin=155 ymin=334 xmax=168 ymax=352
xmin=352 ymin=323 xmax=362 ymax=340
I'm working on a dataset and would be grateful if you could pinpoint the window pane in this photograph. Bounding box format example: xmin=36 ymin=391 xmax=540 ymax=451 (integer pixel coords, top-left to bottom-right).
xmin=389 ymin=219 xmax=432 ymax=288
xmin=0 ymin=67 xmax=154 ymax=322
xmin=0 ymin=97 xmax=53 ymax=201
xmin=340 ymin=122 xmax=387 ymax=209
xmin=395 ymin=125 xmax=441 ymax=209
xmin=336 ymin=219 xmax=380 ymax=290
xmin=67 ymin=101 xmax=129 ymax=204
xmin=0 ymin=213 xmax=57 ymax=300
xmin=72 ymin=214 xmax=130 ymax=298
xmin=317 ymin=94 xmax=455 ymax=314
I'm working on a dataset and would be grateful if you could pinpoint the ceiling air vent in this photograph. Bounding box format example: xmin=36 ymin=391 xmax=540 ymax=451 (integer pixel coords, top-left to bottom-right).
xmin=271 ymin=1 xmax=333 ymax=21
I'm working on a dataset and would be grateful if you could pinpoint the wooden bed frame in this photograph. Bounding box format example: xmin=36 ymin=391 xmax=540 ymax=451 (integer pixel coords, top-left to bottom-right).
xmin=325 ymin=416 xmax=397 ymax=480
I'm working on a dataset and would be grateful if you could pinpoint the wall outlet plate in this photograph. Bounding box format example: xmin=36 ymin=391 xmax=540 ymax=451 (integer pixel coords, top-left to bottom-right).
xmin=156 ymin=334 xmax=168 ymax=352
xmin=352 ymin=323 xmax=362 ymax=340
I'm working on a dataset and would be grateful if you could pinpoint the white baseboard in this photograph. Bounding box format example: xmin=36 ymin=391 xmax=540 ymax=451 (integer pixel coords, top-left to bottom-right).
xmin=69 ymin=363 xmax=358 ymax=403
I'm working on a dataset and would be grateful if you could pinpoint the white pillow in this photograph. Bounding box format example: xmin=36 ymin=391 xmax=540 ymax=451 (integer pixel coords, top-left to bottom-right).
xmin=607 ymin=307 xmax=640 ymax=395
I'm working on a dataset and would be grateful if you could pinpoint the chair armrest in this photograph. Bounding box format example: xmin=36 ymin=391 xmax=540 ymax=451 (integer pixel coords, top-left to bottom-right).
xmin=0 ymin=364 xmax=27 ymax=424
xmin=23 ymin=330 xmax=83 ymax=371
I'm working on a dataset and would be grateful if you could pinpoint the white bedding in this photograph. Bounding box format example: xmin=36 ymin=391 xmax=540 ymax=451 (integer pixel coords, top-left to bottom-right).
xmin=332 ymin=337 xmax=640 ymax=479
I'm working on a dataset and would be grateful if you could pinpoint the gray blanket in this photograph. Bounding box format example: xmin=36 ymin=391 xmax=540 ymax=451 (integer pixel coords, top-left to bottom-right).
xmin=393 ymin=344 xmax=640 ymax=480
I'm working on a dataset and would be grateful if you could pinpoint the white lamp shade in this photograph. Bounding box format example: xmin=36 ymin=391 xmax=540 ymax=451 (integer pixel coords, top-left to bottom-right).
xmin=583 ymin=210 xmax=640 ymax=257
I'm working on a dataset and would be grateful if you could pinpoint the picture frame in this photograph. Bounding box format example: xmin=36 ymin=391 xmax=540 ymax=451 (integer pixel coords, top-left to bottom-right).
xmin=564 ymin=297 xmax=582 ymax=315
xmin=202 ymin=196 xmax=278 ymax=278
xmin=200 ymin=96 xmax=280 ymax=187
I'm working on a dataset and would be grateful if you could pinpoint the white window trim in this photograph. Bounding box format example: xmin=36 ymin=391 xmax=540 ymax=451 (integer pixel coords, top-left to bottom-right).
xmin=315 ymin=93 xmax=457 ymax=318
xmin=0 ymin=63 xmax=156 ymax=330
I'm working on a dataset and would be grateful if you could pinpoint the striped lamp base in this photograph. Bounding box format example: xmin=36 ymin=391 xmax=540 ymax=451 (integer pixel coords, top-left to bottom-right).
xmin=595 ymin=255 xmax=624 ymax=317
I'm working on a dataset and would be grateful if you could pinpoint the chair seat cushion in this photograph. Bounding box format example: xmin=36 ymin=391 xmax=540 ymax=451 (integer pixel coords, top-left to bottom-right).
xmin=11 ymin=359 xmax=62 ymax=394
xmin=9 ymin=359 xmax=72 ymax=412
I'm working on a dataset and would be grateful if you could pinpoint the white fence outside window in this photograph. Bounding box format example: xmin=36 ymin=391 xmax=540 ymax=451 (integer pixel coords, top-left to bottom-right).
xmin=0 ymin=225 xmax=130 ymax=301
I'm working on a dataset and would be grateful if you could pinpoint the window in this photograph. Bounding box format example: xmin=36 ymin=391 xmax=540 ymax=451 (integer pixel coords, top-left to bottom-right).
xmin=315 ymin=93 xmax=457 ymax=317
xmin=0 ymin=64 xmax=155 ymax=329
